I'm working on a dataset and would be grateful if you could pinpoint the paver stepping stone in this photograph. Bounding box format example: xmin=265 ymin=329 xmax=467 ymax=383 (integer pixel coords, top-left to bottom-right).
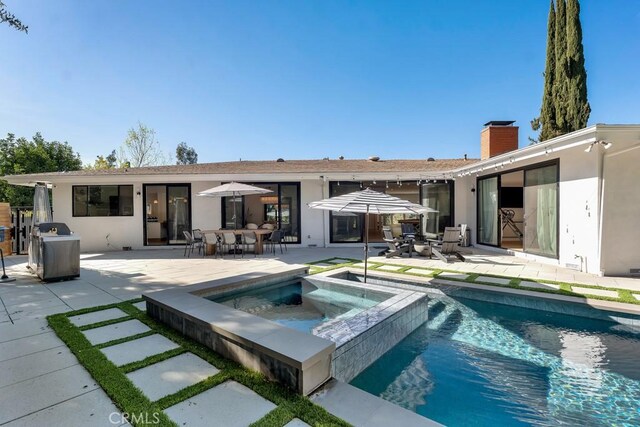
xmin=0 ymin=365 xmax=99 ymax=425
xmin=571 ymin=287 xmax=619 ymax=298
xmin=311 ymin=263 xmax=333 ymax=267
xmin=164 ymin=380 xmax=276 ymax=427
xmin=437 ymin=272 xmax=469 ymax=280
xmin=352 ymin=263 xmax=367 ymax=268
xmin=376 ymin=265 xmax=403 ymax=271
xmin=519 ymin=281 xmax=560 ymax=291
xmin=126 ymin=353 xmax=219 ymax=401
xmin=132 ymin=301 xmax=147 ymax=311
xmin=406 ymin=268 xmax=434 ymax=275
xmin=68 ymin=308 xmax=128 ymax=327
xmin=83 ymin=319 xmax=150 ymax=345
xmin=101 ymin=334 xmax=180 ymax=366
xmin=284 ymin=419 xmax=312 ymax=427
xmin=1 ymin=386 xmax=122 ymax=427
xmin=476 ymin=276 xmax=511 ymax=285
xmin=329 ymin=259 xmax=353 ymax=264
xmin=633 ymin=294 xmax=640 ymax=301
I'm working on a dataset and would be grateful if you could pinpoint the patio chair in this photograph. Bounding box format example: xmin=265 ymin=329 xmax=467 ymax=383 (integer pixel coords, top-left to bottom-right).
xmin=220 ymin=231 xmax=239 ymax=258
xmin=202 ymin=233 xmax=222 ymax=258
xmin=192 ymin=229 xmax=204 ymax=254
xmin=242 ymin=231 xmax=258 ymax=258
xmin=428 ymin=227 xmax=465 ymax=263
xmin=245 ymin=223 xmax=258 ymax=230
xmin=266 ymin=229 xmax=287 ymax=254
xmin=183 ymin=231 xmax=203 ymax=258
xmin=401 ymin=223 xmax=416 ymax=240
xmin=382 ymin=226 xmax=412 ymax=258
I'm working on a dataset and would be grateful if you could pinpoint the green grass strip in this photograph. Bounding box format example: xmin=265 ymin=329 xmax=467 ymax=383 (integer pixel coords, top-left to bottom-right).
xmin=78 ymin=315 xmax=133 ymax=331
xmin=120 ymin=347 xmax=188 ymax=374
xmin=47 ymin=314 xmax=176 ymax=427
xmin=95 ymin=331 xmax=156 ymax=349
xmin=50 ymin=300 xmax=352 ymax=427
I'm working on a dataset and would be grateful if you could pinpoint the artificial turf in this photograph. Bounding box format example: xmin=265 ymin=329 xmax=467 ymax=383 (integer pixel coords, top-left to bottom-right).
xmin=48 ymin=299 xmax=351 ymax=427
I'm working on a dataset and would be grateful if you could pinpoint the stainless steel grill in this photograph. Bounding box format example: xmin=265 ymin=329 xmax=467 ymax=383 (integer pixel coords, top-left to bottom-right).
xmin=28 ymin=222 xmax=80 ymax=281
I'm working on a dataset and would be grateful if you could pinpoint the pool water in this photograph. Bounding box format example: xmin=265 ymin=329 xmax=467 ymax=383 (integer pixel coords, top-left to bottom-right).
xmin=209 ymin=281 xmax=389 ymax=334
xmin=350 ymin=294 xmax=640 ymax=426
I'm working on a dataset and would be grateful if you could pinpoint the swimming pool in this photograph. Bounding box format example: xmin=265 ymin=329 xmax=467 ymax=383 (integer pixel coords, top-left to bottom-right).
xmin=350 ymin=292 xmax=640 ymax=426
xmin=208 ymin=280 xmax=391 ymax=334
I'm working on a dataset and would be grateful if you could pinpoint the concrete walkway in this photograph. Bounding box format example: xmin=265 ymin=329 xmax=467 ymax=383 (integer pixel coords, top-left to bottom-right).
xmin=0 ymin=246 xmax=637 ymax=426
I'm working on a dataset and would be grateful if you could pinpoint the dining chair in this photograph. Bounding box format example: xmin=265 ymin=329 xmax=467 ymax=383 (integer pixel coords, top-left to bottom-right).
xmin=242 ymin=231 xmax=258 ymax=258
xmin=192 ymin=229 xmax=204 ymax=255
xmin=182 ymin=231 xmax=203 ymax=258
xmin=202 ymin=233 xmax=222 ymax=258
xmin=220 ymin=231 xmax=238 ymax=258
xmin=266 ymin=229 xmax=286 ymax=254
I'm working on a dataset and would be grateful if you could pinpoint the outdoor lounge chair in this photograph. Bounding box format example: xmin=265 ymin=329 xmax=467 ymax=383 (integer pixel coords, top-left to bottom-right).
xmin=382 ymin=226 xmax=413 ymax=258
xmin=428 ymin=227 xmax=465 ymax=263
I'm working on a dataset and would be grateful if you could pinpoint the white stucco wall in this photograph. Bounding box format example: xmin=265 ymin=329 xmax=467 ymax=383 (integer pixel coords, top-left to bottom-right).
xmin=52 ymin=182 xmax=145 ymax=252
xmin=599 ymin=135 xmax=640 ymax=276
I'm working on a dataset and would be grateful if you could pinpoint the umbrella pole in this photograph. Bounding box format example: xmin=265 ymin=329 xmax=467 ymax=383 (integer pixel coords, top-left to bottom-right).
xmin=364 ymin=206 xmax=369 ymax=283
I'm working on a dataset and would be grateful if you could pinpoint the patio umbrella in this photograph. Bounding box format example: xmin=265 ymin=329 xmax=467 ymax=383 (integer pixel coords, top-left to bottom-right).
xmin=196 ymin=182 xmax=272 ymax=230
xmin=308 ymin=188 xmax=435 ymax=282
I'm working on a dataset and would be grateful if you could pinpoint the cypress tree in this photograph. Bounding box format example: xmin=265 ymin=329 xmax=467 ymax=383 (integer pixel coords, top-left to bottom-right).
xmin=565 ymin=0 xmax=590 ymax=130
xmin=553 ymin=0 xmax=569 ymax=133
xmin=539 ymin=0 xmax=557 ymax=141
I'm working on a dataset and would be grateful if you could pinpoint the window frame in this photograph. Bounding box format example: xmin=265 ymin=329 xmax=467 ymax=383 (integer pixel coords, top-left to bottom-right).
xmin=72 ymin=185 xmax=134 ymax=217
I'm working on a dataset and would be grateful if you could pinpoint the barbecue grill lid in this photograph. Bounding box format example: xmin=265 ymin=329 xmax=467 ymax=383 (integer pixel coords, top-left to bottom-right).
xmin=36 ymin=222 xmax=71 ymax=235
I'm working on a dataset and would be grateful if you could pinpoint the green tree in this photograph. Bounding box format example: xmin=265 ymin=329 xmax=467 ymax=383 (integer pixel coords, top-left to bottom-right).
xmin=0 ymin=1 xmax=28 ymax=33
xmin=176 ymin=142 xmax=198 ymax=165
xmin=86 ymin=149 xmax=118 ymax=170
xmin=119 ymin=122 xmax=168 ymax=167
xmin=553 ymin=0 xmax=569 ymax=134
xmin=531 ymin=0 xmax=558 ymax=142
xmin=0 ymin=133 xmax=82 ymax=206
xmin=566 ymin=0 xmax=590 ymax=130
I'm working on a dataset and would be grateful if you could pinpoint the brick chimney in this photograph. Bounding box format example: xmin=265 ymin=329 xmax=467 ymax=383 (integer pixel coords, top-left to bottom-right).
xmin=480 ymin=121 xmax=519 ymax=160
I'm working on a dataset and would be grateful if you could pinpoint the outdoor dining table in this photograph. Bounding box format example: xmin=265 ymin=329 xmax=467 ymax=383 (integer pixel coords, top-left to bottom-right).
xmin=202 ymin=229 xmax=273 ymax=255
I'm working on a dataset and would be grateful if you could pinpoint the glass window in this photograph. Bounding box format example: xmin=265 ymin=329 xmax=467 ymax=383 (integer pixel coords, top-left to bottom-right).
xmin=524 ymin=164 xmax=558 ymax=257
xmin=73 ymin=185 xmax=134 ymax=217
xmin=330 ymin=182 xmax=363 ymax=243
xmin=421 ymin=182 xmax=453 ymax=238
xmin=478 ymin=176 xmax=499 ymax=245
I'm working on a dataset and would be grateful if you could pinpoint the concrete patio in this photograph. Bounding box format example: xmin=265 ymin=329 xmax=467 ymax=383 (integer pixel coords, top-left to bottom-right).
xmin=1 ymin=246 xmax=638 ymax=426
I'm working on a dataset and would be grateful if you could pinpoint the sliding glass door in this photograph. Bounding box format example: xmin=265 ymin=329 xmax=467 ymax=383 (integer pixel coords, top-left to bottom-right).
xmin=524 ymin=164 xmax=558 ymax=257
xmin=144 ymin=184 xmax=191 ymax=245
xmin=478 ymin=176 xmax=499 ymax=246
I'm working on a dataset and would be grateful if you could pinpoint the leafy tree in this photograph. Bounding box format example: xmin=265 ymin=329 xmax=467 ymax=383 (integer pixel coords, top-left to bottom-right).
xmin=0 ymin=133 xmax=83 ymax=206
xmin=86 ymin=149 xmax=118 ymax=170
xmin=119 ymin=122 xmax=168 ymax=168
xmin=566 ymin=0 xmax=590 ymax=130
xmin=176 ymin=142 xmax=198 ymax=165
xmin=0 ymin=1 xmax=28 ymax=33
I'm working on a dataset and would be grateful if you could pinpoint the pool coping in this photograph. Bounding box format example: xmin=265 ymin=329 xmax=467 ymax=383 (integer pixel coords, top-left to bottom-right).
xmin=319 ymin=267 xmax=640 ymax=322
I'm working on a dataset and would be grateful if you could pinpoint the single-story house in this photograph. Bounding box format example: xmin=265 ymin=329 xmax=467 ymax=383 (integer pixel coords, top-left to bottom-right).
xmin=4 ymin=122 xmax=640 ymax=277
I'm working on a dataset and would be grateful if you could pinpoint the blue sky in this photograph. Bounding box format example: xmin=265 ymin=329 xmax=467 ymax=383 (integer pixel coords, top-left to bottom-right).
xmin=1 ymin=1 xmax=638 ymax=165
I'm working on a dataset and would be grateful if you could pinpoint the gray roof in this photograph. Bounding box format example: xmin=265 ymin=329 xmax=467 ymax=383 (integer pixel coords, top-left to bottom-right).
xmin=3 ymin=158 xmax=478 ymax=181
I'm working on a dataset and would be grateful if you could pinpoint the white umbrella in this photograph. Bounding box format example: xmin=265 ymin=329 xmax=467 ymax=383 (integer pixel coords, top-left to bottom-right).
xmin=196 ymin=182 xmax=272 ymax=230
xmin=309 ymin=188 xmax=436 ymax=282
